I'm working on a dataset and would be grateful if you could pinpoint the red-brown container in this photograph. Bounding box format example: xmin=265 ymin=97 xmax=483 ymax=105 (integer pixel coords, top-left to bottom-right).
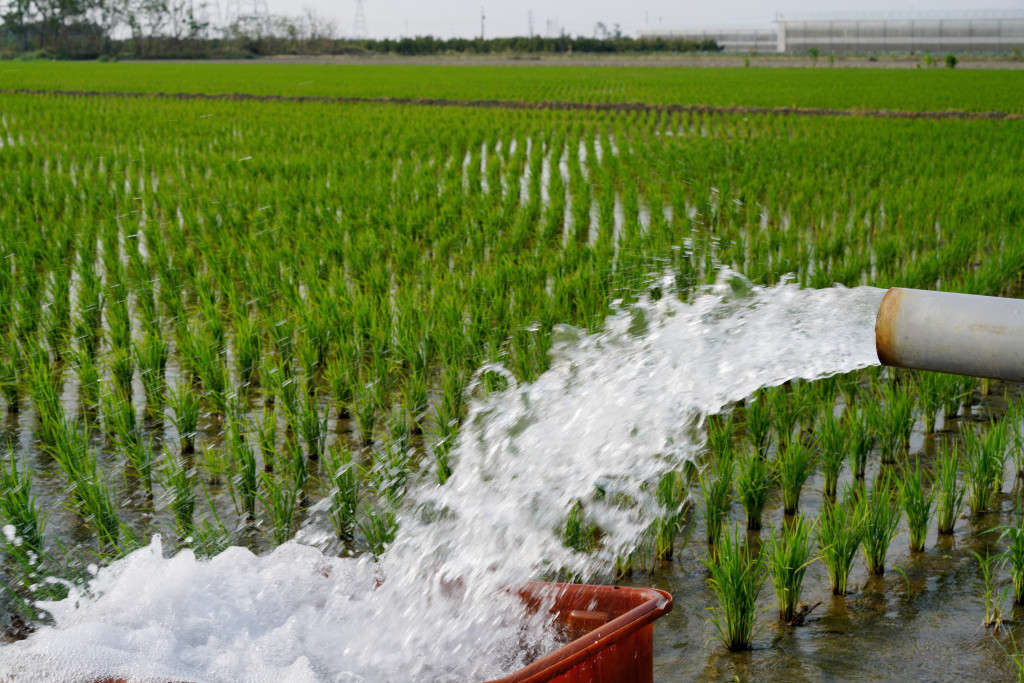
xmin=486 ymin=582 xmax=673 ymax=683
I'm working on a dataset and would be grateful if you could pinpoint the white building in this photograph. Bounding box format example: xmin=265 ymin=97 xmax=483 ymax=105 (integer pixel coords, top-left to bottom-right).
xmin=638 ymin=11 xmax=1024 ymax=54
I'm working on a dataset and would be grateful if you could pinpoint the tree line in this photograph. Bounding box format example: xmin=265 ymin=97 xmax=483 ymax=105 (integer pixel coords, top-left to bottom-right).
xmin=0 ymin=3 xmax=721 ymax=59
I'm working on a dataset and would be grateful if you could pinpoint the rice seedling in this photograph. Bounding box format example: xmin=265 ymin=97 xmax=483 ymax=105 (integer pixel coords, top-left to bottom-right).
xmin=898 ymin=458 xmax=934 ymax=552
xmin=122 ymin=435 xmax=156 ymax=498
xmin=0 ymin=338 xmax=21 ymax=413
xmin=1009 ymin=398 xmax=1024 ymax=479
xmin=937 ymin=373 xmax=965 ymax=421
xmin=876 ymin=381 xmax=916 ymax=464
xmin=359 ymin=503 xmax=398 ymax=559
xmin=702 ymin=522 xmax=767 ymax=651
xmin=935 ymin=440 xmax=965 ymax=534
xmin=255 ymin=406 xmax=278 ymax=472
xmin=815 ymin=408 xmax=847 ymax=498
xmin=226 ymin=419 xmax=258 ymax=520
xmin=322 ymin=443 xmax=361 ymax=541
xmin=860 ymin=474 xmax=901 ymax=575
xmin=0 ymin=453 xmax=45 ymax=553
xmin=232 ymin=313 xmax=261 ymax=385
xmin=323 ymin=351 xmax=355 ymax=419
xmin=769 ymin=386 xmax=803 ymax=451
xmin=168 ymin=382 xmax=200 ymax=454
xmin=976 ymin=549 xmax=1010 ymax=631
xmin=134 ymin=333 xmax=168 ymax=419
xmin=776 ymin=436 xmax=814 ymax=515
xmin=162 ymin=454 xmax=196 ymax=540
xmin=653 ymin=470 xmax=690 ymax=560
xmin=915 ymin=371 xmax=943 ymax=435
xmin=744 ymin=391 xmax=772 ymax=457
xmin=734 ymin=448 xmax=773 ymax=530
xmin=846 ymin=407 xmax=874 ymax=479
xmin=259 ymin=470 xmax=299 ymax=545
xmin=700 ymin=452 xmax=734 ymax=545
xmin=563 ymin=500 xmax=601 ymax=554
xmin=816 ymin=488 xmax=866 ymax=596
xmin=707 ymin=413 xmax=735 ymax=461
xmin=109 ymin=347 xmax=135 ymax=403
xmin=999 ymin=504 xmax=1024 ymax=605
xmin=765 ymin=513 xmax=816 ymax=623
xmin=68 ymin=448 xmax=123 ymax=548
xmin=964 ymin=424 xmax=1003 ymax=515
xmin=296 ymin=392 xmax=327 ymax=461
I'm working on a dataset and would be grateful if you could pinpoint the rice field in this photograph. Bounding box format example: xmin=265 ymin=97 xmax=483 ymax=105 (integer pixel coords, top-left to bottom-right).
xmin=2 ymin=63 xmax=1024 ymax=679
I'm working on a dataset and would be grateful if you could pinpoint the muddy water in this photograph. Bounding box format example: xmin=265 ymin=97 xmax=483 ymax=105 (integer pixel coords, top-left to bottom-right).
xmin=622 ymin=387 xmax=1024 ymax=682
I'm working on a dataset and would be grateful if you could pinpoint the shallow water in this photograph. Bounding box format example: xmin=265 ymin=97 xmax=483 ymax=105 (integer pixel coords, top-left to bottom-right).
xmin=3 ymin=275 xmax=893 ymax=681
xmin=625 ymin=389 xmax=1024 ymax=683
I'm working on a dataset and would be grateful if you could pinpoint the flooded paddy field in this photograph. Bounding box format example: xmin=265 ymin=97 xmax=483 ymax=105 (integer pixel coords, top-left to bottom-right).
xmin=1 ymin=65 xmax=1024 ymax=681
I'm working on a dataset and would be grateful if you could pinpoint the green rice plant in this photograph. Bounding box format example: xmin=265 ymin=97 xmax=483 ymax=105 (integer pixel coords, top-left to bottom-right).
xmin=563 ymin=499 xmax=601 ymax=554
xmin=259 ymin=470 xmax=299 ymax=545
xmin=69 ymin=344 xmax=100 ymax=411
xmin=936 ymin=373 xmax=965 ymax=421
xmin=816 ymin=487 xmax=866 ymax=596
xmin=168 ymin=382 xmax=200 ymax=454
xmin=999 ymin=504 xmax=1024 ymax=604
xmin=964 ymin=424 xmax=1003 ymax=515
xmin=352 ymin=373 xmax=382 ymax=446
xmin=776 ymin=436 xmax=814 ymax=515
xmin=359 ymin=503 xmax=398 ymax=558
xmin=975 ymin=549 xmax=1009 ymax=630
xmin=915 ymin=371 xmax=943 ymax=435
xmin=162 ymin=454 xmax=196 ymax=540
xmin=769 ymin=386 xmax=803 ymax=450
xmin=652 ymin=470 xmax=690 ymax=560
xmin=815 ymin=409 xmax=847 ymax=498
xmin=122 ymin=435 xmax=156 ymax=498
xmin=286 ymin=438 xmax=309 ymax=507
xmin=201 ymin=445 xmax=228 ymax=487
xmin=195 ymin=340 xmax=231 ymax=417
xmin=0 ymin=453 xmax=45 ymax=553
xmin=734 ymin=448 xmax=773 ymax=530
xmin=324 ymin=350 xmax=354 ymax=419
xmin=134 ymin=333 xmax=168 ymax=419
xmin=935 ymin=440 xmax=965 ymax=534
xmin=744 ymin=391 xmax=772 ymax=457
xmin=860 ymin=474 xmax=901 ymax=575
xmin=836 ymin=371 xmax=860 ymax=409
xmin=0 ymin=337 xmax=21 ymax=413
xmin=232 ymin=313 xmax=261 ymax=385
xmin=876 ymin=382 xmax=916 ymax=464
xmin=985 ymin=419 xmax=1011 ymax=494
xmin=1009 ymin=398 xmax=1024 ymax=479
xmin=109 ymin=347 xmax=135 ymax=402
xmin=700 ymin=452 xmax=734 ymax=545
xmin=226 ymin=419 xmax=258 ymax=520
xmin=898 ymin=458 xmax=934 ymax=552
xmin=765 ymin=513 xmax=816 ymax=623
xmin=707 ymin=412 xmax=735 ymax=461
xmin=69 ymin=449 xmax=122 ymax=548
xmin=701 ymin=522 xmax=767 ymax=651
xmin=322 ymin=443 xmax=361 ymax=541
xmin=846 ymin=406 xmax=874 ymax=479
xmin=296 ymin=392 xmax=327 ymax=461
xmin=192 ymin=515 xmax=231 ymax=559
xmin=255 ymin=406 xmax=277 ymax=472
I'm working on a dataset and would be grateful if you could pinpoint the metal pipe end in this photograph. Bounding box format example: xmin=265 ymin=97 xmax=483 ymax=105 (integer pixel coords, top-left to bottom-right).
xmin=875 ymin=287 xmax=904 ymax=369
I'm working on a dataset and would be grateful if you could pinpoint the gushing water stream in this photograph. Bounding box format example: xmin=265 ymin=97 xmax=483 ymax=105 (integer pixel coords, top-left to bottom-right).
xmin=2 ymin=273 xmax=886 ymax=682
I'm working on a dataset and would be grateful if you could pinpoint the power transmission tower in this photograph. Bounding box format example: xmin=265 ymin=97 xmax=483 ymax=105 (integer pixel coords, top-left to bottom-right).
xmin=528 ymin=10 xmax=533 ymax=37
xmin=480 ymin=5 xmax=485 ymax=40
xmin=353 ymin=0 xmax=368 ymax=38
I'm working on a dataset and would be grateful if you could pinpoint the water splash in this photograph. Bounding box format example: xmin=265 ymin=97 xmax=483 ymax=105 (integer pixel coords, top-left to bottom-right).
xmin=3 ymin=273 xmax=886 ymax=682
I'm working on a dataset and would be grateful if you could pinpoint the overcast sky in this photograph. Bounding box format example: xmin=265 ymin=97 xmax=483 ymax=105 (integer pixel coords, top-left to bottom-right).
xmin=252 ymin=0 xmax=1024 ymax=40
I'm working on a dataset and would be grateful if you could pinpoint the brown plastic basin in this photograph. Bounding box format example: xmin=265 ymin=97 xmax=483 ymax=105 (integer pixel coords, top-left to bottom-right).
xmin=486 ymin=582 xmax=673 ymax=683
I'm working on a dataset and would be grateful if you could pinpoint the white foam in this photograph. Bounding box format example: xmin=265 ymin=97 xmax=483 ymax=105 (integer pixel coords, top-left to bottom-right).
xmin=3 ymin=273 xmax=886 ymax=682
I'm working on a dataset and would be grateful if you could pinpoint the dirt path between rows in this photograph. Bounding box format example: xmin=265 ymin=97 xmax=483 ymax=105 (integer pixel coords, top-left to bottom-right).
xmin=3 ymin=88 xmax=1021 ymax=120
